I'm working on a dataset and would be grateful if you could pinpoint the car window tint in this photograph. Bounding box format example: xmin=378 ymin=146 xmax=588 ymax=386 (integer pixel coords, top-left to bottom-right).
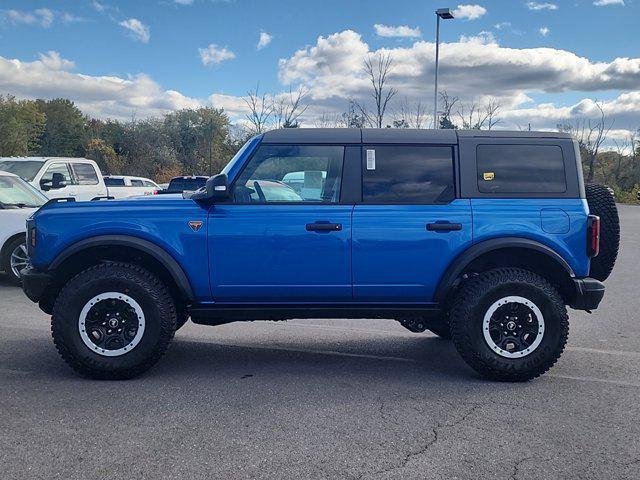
xmin=476 ymin=145 xmax=567 ymax=194
xmin=130 ymin=179 xmax=144 ymax=187
xmin=105 ymin=178 xmax=125 ymax=186
xmin=41 ymin=163 xmax=74 ymax=185
xmin=72 ymin=163 xmax=99 ymax=185
xmin=362 ymin=146 xmax=455 ymax=204
xmin=232 ymin=145 xmax=344 ymax=203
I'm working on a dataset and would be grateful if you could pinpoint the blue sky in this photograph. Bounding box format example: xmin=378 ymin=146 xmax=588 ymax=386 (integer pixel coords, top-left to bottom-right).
xmin=1 ymin=0 xmax=639 ymax=136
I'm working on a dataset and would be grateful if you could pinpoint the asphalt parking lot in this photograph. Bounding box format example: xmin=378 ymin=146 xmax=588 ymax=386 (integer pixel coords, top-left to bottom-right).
xmin=1 ymin=205 xmax=639 ymax=480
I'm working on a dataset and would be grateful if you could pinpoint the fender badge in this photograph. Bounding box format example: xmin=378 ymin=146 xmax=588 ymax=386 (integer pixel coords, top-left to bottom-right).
xmin=188 ymin=221 xmax=203 ymax=232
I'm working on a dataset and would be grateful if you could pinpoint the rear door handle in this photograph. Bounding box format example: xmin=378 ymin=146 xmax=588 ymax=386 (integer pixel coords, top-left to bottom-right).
xmin=427 ymin=222 xmax=462 ymax=232
xmin=306 ymin=222 xmax=342 ymax=232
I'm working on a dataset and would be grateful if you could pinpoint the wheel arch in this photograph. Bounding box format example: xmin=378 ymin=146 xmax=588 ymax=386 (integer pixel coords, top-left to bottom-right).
xmin=1 ymin=232 xmax=26 ymax=259
xmin=45 ymin=235 xmax=194 ymax=310
xmin=435 ymin=237 xmax=576 ymax=304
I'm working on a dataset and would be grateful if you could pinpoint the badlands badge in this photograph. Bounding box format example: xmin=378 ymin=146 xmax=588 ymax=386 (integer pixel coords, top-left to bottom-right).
xmin=188 ymin=220 xmax=203 ymax=232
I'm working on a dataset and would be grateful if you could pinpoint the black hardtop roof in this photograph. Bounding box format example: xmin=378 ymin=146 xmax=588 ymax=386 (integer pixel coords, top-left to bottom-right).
xmin=261 ymin=128 xmax=572 ymax=144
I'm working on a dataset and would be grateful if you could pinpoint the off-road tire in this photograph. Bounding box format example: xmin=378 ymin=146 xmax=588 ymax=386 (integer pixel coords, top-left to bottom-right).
xmin=2 ymin=236 xmax=26 ymax=286
xmin=51 ymin=262 xmax=177 ymax=379
xmin=427 ymin=323 xmax=451 ymax=340
xmin=450 ymin=268 xmax=569 ymax=382
xmin=585 ymin=184 xmax=620 ymax=281
xmin=176 ymin=306 xmax=189 ymax=331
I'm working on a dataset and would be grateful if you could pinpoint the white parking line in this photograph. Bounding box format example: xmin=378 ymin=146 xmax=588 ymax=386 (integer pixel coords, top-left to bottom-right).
xmin=548 ymin=374 xmax=640 ymax=388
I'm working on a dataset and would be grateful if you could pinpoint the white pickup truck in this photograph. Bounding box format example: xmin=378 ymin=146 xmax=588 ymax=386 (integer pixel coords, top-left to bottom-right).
xmin=0 ymin=158 xmax=163 ymax=201
xmin=0 ymin=157 xmax=108 ymax=202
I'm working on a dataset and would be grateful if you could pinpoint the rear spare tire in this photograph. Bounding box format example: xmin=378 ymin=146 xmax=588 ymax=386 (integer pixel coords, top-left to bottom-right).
xmin=585 ymin=184 xmax=620 ymax=281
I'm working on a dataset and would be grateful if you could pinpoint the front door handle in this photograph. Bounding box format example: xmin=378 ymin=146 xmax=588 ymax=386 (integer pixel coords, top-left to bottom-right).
xmin=427 ymin=222 xmax=462 ymax=232
xmin=306 ymin=222 xmax=342 ymax=232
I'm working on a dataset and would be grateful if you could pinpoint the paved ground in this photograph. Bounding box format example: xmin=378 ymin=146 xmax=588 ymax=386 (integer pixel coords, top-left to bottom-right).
xmin=1 ymin=205 xmax=640 ymax=480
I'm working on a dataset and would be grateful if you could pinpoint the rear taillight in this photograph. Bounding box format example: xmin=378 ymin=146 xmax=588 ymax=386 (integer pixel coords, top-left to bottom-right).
xmin=587 ymin=215 xmax=600 ymax=258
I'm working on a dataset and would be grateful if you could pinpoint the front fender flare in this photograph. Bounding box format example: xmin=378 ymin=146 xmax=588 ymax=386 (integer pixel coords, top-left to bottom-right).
xmin=49 ymin=235 xmax=194 ymax=301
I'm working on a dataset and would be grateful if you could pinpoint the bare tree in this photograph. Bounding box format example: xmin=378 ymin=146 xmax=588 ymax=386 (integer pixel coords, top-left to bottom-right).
xmin=362 ymin=52 xmax=397 ymax=128
xmin=341 ymin=99 xmax=368 ymax=128
xmin=439 ymin=91 xmax=459 ymax=129
xmin=558 ymin=102 xmax=613 ymax=182
xmin=393 ymin=98 xmax=429 ymax=129
xmin=314 ymin=111 xmax=342 ymax=128
xmin=456 ymin=98 xmax=502 ymax=130
xmin=273 ymin=86 xmax=309 ymax=129
xmin=243 ymin=84 xmax=273 ymax=134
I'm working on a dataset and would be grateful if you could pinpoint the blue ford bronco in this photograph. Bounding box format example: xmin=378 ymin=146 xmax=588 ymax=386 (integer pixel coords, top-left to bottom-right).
xmin=21 ymin=129 xmax=620 ymax=381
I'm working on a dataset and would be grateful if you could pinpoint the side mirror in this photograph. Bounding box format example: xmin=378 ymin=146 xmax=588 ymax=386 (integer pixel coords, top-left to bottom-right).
xmin=190 ymin=173 xmax=229 ymax=202
xmin=41 ymin=173 xmax=67 ymax=191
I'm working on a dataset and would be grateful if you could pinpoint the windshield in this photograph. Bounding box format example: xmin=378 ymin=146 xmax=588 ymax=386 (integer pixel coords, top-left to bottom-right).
xmin=221 ymin=135 xmax=261 ymax=177
xmin=0 ymin=160 xmax=45 ymax=181
xmin=168 ymin=178 xmax=207 ymax=192
xmin=0 ymin=175 xmax=48 ymax=208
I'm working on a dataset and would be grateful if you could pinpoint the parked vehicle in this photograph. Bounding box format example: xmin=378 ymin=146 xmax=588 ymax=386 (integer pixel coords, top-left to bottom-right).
xmin=104 ymin=176 xmax=160 ymax=199
xmin=0 ymin=157 xmax=108 ymax=202
xmin=161 ymin=176 xmax=208 ymax=193
xmin=0 ymin=171 xmax=48 ymax=284
xmin=21 ymin=129 xmax=619 ymax=381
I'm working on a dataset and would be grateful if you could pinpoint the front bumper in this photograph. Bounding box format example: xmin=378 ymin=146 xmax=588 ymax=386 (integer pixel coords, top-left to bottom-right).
xmin=21 ymin=266 xmax=53 ymax=303
xmin=570 ymin=277 xmax=605 ymax=311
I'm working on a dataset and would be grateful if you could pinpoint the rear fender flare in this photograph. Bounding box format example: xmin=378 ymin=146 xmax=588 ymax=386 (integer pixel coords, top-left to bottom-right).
xmin=434 ymin=237 xmax=575 ymax=303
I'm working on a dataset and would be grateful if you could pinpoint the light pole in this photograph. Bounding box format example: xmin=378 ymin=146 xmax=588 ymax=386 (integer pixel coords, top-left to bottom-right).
xmin=433 ymin=8 xmax=454 ymax=129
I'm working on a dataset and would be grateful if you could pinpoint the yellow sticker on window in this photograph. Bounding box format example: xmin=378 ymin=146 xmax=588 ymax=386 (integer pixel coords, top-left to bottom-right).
xmin=483 ymin=172 xmax=495 ymax=181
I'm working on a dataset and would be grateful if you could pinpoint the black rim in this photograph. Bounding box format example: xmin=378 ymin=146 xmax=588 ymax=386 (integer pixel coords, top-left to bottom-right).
xmin=487 ymin=302 xmax=541 ymax=354
xmin=83 ymin=299 xmax=140 ymax=352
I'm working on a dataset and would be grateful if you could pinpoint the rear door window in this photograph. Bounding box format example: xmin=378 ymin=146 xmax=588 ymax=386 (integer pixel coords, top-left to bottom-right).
xmin=72 ymin=163 xmax=99 ymax=185
xmin=477 ymin=144 xmax=567 ymax=194
xmin=130 ymin=179 xmax=144 ymax=187
xmin=362 ymin=146 xmax=455 ymax=204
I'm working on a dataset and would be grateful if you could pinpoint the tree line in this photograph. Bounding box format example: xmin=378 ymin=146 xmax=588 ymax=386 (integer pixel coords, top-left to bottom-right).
xmin=0 ymin=95 xmax=245 ymax=182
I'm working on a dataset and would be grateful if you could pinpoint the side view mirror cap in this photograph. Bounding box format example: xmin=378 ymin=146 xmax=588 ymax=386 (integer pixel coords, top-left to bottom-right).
xmin=189 ymin=173 xmax=229 ymax=202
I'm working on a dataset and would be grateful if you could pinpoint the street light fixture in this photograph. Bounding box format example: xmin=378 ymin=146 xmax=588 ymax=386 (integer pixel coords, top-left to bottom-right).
xmin=433 ymin=8 xmax=454 ymax=129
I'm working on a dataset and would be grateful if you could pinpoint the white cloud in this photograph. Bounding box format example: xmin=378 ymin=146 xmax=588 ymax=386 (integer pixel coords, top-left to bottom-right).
xmin=119 ymin=18 xmax=150 ymax=43
xmin=257 ymin=32 xmax=273 ymax=50
xmin=2 ymin=8 xmax=54 ymax=27
xmin=199 ymin=44 xmax=236 ymax=65
xmin=539 ymin=26 xmax=550 ymax=36
xmin=175 ymin=0 xmax=195 ymax=4
xmin=460 ymin=31 xmax=497 ymax=45
xmin=374 ymin=24 xmax=422 ymax=38
xmin=0 ymin=51 xmax=201 ymax=120
xmin=593 ymin=0 xmax=625 ymax=6
xmin=91 ymin=1 xmax=107 ymax=13
xmin=526 ymin=2 xmax=559 ymax=10
xmin=61 ymin=13 xmax=84 ymax=24
xmin=452 ymin=4 xmax=487 ymax=20
xmin=494 ymin=22 xmax=511 ymax=30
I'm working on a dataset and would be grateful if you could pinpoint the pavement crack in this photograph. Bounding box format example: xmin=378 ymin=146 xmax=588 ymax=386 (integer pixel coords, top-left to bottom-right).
xmin=362 ymin=403 xmax=483 ymax=479
xmin=510 ymin=456 xmax=535 ymax=480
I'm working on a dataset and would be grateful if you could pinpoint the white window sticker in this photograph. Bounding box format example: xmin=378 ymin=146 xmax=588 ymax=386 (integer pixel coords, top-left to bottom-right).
xmin=366 ymin=149 xmax=376 ymax=170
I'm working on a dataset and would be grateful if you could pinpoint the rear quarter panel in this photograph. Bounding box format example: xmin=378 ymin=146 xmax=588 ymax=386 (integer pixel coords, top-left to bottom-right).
xmin=471 ymin=198 xmax=590 ymax=277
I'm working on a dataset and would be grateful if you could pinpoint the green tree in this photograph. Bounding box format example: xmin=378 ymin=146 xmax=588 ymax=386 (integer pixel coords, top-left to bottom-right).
xmin=0 ymin=95 xmax=46 ymax=156
xmin=35 ymin=98 xmax=87 ymax=156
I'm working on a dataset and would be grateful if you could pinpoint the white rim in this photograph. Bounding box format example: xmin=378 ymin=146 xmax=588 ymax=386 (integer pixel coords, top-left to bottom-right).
xmin=482 ymin=295 xmax=545 ymax=359
xmin=10 ymin=243 xmax=29 ymax=278
xmin=78 ymin=292 xmax=146 ymax=357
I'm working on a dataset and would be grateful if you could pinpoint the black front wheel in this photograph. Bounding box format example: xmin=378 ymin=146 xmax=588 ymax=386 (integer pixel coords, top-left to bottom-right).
xmin=51 ymin=262 xmax=177 ymax=379
xmin=450 ymin=268 xmax=568 ymax=382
